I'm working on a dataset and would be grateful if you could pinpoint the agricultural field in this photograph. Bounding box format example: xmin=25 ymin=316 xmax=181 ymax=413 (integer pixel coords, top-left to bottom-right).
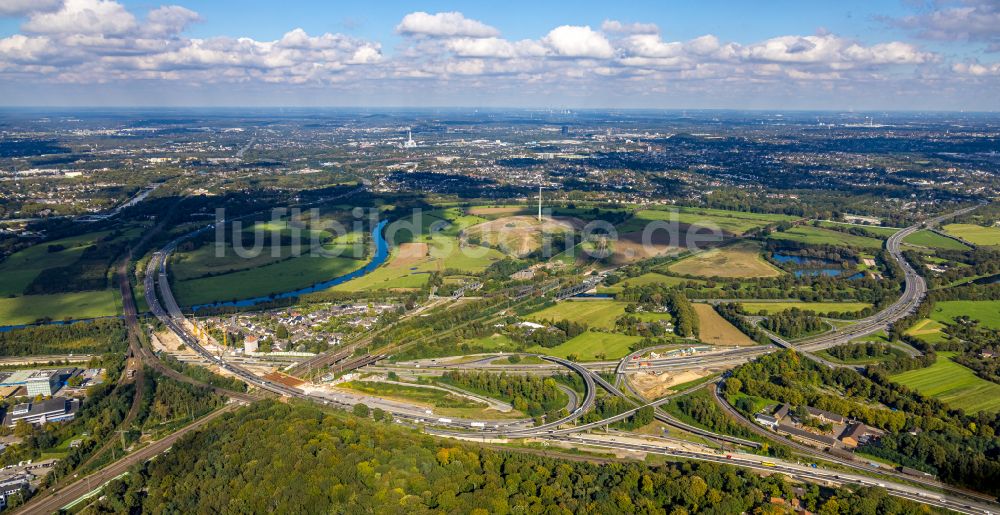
xmin=0 ymin=227 xmax=143 ymax=297
xmin=0 ymin=290 xmax=120 ymax=326
xmin=465 ymin=205 xmax=532 ymax=219
xmin=332 ymin=233 xmax=503 ymax=292
xmin=0 ymin=228 xmax=142 ymax=324
xmin=818 ymin=221 xmax=900 ymax=238
xmin=171 ymin=242 xmax=338 ymax=281
xmin=617 ymin=208 xmax=792 ymax=236
xmin=667 ymin=241 xmax=782 ymax=278
xmin=943 ymin=223 xmax=1000 ymax=247
xmin=692 ymin=303 xmax=757 ymax=346
xmin=0 ymin=231 xmax=113 ymax=296
xmin=598 ymin=272 xmax=699 ymax=293
xmin=902 ymin=230 xmax=971 ymax=251
xmin=526 ymin=331 xmax=642 ymax=361
xmin=737 ymin=301 xmax=872 ymax=316
xmin=904 ymin=318 xmax=951 ymax=345
xmin=768 ymin=225 xmax=884 ymax=249
xmin=526 ymin=300 xmax=629 ymax=330
xmin=930 ymin=300 xmax=1000 ymax=329
xmin=172 ymin=254 xmax=364 ymax=306
xmin=890 ymin=352 xmax=1000 ymax=414
xmin=605 ymin=232 xmax=682 ymax=264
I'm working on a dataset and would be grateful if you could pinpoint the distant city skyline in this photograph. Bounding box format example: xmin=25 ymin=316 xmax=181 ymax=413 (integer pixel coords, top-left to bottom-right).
xmin=0 ymin=0 xmax=998 ymax=110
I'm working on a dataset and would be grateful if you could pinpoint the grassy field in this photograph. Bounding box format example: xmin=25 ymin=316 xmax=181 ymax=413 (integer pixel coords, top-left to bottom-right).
xmin=0 ymin=230 xmax=116 ymax=296
xmin=331 ymin=233 xmax=503 ymax=292
xmin=904 ymin=318 xmax=950 ymax=344
xmin=692 ymin=303 xmax=757 ymax=346
xmin=930 ymin=300 xmax=1000 ymax=329
xmin=338 ymin=380 xmax=523 ymax=419
xmin=818 ymin=222 xmax=900 ymax=238
xmin=902 ymin=230 xmax=971 ymax=251
xmin=171 ymin=243 xmax=316 ymax=281
xmin=738 ymin=301 xmax=872 ymax=316
xmin=851 ymin=329 xmax=890 ymax=344
xmin=943 ymin=223 xmax=1000 ymax=247
xmin=598 ymin=272 xmax=699 ymax=293
xmin=526 ymin=300 xmax=629 ymax=330
xmin=526 ymin=331 xmax=642 ymax=361
xmin=667 ymin=241 xmax=782 ymax=278
xmin=768 ymin=225 xmax=884 ymax=249
xmin=173 ymin=254 xmax=364 ymax=306
xmin=890 ymin=352 xmax=1000 ymax=414
xmin=462 ymin=334 xmax=518 ymax=352
xmin=333 ymin=209 xmax=503 ymax=292
xmin=0 ymin=290 xmax=120 ymax=326
xmin=617 ymin=208 xmax=792 ymax=236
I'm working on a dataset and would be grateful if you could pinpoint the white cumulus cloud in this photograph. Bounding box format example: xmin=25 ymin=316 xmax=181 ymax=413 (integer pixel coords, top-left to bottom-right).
xmin=396 ymin=11 xmax=499 ymax=38
xmin=144 ymin=5 xmax=199 ymax=37
xmin=23 ymin=0 xmax=138 ymax=36
xmin=543 ymin=25 xmax=614 ymax=59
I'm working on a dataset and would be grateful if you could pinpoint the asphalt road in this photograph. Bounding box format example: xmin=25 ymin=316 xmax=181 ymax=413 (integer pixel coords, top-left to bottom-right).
xmin=792 ymin=205 xmax=982 ymax=353
xmin=132 ymin=202 xmax=997 ymax=511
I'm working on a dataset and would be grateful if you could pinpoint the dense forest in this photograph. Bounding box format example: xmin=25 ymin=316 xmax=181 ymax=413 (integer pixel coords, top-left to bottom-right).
xmin=84 ymin=401 xmax=935 ymax=514
xmin=0 ymin=319 xmax=127 ymax=356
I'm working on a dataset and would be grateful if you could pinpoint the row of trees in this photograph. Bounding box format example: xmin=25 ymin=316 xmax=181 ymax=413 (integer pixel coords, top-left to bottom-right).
xmin=665 ymin=291 xmax=698 ymax=337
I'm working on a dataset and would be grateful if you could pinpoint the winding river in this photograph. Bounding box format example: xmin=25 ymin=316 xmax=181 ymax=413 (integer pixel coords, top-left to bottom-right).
xmin=1 ymin=220 xmax=392 ymax=330
xmin=190 ymin=219 xmax=390 ymax=311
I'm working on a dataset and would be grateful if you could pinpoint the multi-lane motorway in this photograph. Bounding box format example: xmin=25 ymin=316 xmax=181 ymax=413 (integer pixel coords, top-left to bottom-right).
xmin=793 ymin=204 xmax=982 ymax=352
xmin=55 ymin=203 xmax=995 ymax=513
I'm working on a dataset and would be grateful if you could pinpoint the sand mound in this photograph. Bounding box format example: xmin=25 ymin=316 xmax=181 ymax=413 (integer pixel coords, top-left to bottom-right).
xmin=630 ymin=369 xmax=708 ymax=398
xmin=463 ymin=215 xmax=582 ymax=257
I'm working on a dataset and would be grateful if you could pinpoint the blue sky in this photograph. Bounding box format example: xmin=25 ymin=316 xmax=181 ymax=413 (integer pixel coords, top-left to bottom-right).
xmin=0 ymin=0 xmax=997 ymax=109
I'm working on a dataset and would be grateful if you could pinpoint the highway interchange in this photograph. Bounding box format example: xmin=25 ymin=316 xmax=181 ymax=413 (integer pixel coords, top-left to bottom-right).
xmin=26 ymin=204 xmax=998 ymax=514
